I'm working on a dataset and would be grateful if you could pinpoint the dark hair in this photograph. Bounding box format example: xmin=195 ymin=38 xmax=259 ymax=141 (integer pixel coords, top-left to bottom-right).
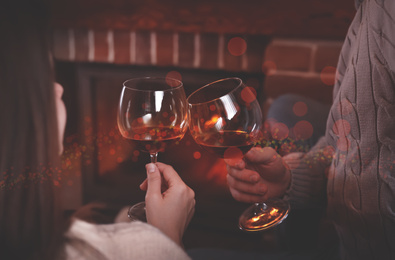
xmin=0 ymin=1 xmax=67 ymax=259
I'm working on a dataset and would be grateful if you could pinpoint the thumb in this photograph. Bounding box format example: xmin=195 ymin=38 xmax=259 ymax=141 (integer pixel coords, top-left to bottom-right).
xmin=145 ymin=163 xmax=162 ymax=198
xmin=245 ymin=147 xmax=280 ymax=165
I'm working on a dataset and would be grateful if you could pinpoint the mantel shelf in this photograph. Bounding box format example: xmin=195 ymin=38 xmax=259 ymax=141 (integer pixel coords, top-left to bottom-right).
xmin=51 ymin=0 xmax=356 ymax=40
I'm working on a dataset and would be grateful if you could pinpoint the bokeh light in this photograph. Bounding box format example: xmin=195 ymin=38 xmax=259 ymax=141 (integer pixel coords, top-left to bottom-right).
xmin=293 ymin=120 xmax=313 ymax=140
xmin=262 ymin=60 xmax=277 ymax=76
xmin=241 ymin=86 xmax=257 ymax=103
xmin=336 ymin=98 xmax=354 ymax=116
xmin=227 ymin=37 xmax=247 ymax=56
xmin=280 ymin=142 xmax=297 ymax=155
xmin=336 ymin=136 xmax=350 ymax=151
xmin=271 ymin=122 xmax=289 ymax=140
xmin=332 ymin=119 xmax=351 ymax=137
xmin=166 ymin=70 xmax=182 ymax=87
xmin=293 ymin=101 xmax=308 ymax=117
xmin=193 ymin=151 xmax=201 ymax=159
xmin=320 ymin=66 xmax=337 ymax=86
xmin=323 ymin=145 xmax=335 ymax=158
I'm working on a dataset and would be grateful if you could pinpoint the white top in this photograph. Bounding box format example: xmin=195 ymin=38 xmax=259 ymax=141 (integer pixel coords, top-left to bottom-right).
xmin=64 ymin=219 xmax=191 ymax=260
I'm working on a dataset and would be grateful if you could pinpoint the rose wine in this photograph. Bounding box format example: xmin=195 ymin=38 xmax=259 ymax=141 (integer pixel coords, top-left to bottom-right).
xmin=194 ymin=130 xmax=254 ymax=158
xmin=126 ymin=126 xmax=184 ymax=154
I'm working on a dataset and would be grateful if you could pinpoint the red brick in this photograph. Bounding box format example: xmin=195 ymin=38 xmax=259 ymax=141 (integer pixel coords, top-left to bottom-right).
xmin=74 ymin=29 xmax=89 ymax=62
xmin=245 ymin=35 xmax=270 ymax=73
xmin=223 ymin=34 xmax=243 ymax=72
xmin=113 ymin=30 xmax=131 ymax=64
xmin=200 ymin=33 xmax=219 ymax=70
xmin=314 ymin=42 xmax=342 ymax=72
xmin=178 ymin=32 xmax=195 ymax=68
xmin=264 ymin=73 xmax=333 ymax=104
xmin=94 ymin=30 xmax=109 ymax=62
xmin=264 ymin=42 xmax=312 ymax=72
xmin=135 ymin=31 xmax=151 ymax=65
xmin=156 ymin=31 xmax=173 ymax=66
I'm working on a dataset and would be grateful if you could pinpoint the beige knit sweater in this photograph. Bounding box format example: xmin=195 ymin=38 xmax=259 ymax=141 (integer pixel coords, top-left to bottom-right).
xmin=64 ymin=220 xmax=191 ymax=260
xmin=285 ymin=0 xmax=395 ymax=259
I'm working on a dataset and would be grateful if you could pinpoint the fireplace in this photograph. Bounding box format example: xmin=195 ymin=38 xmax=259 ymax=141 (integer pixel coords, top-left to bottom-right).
xmin=52 ymin=0 xmax=355 ymax=251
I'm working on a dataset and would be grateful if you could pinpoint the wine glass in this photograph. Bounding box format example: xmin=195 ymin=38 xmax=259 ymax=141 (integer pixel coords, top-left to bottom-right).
xmin=187 ymin=77 xmax=290 ymax=231
xmin=117 ymin=77 xmax=189 ymax=221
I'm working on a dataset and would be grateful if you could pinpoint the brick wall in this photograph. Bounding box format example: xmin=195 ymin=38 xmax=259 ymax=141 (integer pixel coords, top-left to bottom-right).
xmin=53 ymin=29 xmax=343 ymax=107
xmin=263 ymin=38 xmax=343 ymax=105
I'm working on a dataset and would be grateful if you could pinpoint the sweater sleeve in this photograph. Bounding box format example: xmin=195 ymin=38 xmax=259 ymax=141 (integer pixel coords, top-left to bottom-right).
xmin=64 ymin=220 xmax=191 ymax=260
xmin=283 ymin=137 xmax=334 ymax=209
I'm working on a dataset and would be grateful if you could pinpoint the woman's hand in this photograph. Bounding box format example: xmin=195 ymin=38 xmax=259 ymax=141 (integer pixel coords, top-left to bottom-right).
xmin=141 ymin=162 xmax=195 ymax=246
xmin=226 ymin=147 xmax=291 ymax=203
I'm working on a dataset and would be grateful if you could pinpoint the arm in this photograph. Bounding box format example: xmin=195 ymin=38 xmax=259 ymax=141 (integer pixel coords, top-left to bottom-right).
xmin=284 ymin=137 xmax=333 ymax=209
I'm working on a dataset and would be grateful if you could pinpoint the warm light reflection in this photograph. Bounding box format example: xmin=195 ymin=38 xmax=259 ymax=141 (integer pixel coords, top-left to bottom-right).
xmin=243 ymin=206 xmax=285 ymax=230
xmin=204 ymin=115 xmax=220 ymax=129
xmin=252 ymin=216 xmax=260 ymax=222
xmin=270 ymin=208 xmax=279 ymax=215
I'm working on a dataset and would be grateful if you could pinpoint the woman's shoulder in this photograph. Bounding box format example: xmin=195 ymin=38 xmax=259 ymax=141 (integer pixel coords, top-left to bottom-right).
xmin=68 ymin=218 xmax=158 ymax=235
xmin=64 ymin=219 xmax=191 ymax=260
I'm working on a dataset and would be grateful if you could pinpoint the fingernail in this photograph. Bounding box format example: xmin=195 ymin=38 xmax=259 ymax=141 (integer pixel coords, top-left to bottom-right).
xmin=250 ymin=175 xmax=258 ymax=182
xmin=146 ymin=163 xmax=156 ymax=174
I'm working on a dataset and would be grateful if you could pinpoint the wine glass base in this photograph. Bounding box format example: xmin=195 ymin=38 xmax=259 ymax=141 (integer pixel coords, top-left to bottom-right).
xmin=128 ymin=201 xmax=147 ymax=222
xmin=239 ymin=199 xmax=290 ymax=232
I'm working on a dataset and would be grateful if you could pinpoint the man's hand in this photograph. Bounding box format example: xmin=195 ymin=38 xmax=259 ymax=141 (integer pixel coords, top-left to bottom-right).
xmin=226 ymin=147 xmax=291 ymax=203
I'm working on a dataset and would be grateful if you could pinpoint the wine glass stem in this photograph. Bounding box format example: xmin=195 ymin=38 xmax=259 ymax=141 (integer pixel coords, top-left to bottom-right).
xmin=150 ymin=152 xmax=158 ymax=163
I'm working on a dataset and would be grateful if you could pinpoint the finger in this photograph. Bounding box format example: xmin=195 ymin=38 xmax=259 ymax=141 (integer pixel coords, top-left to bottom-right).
xmin=227 ymin=174 xmax=267 ymax=195
xmin=142 ymin=176 xmax=167 ymax=192
xmin=227 ymin=166 xmax=260 ymax=183
xmin=245 ymin=147 xmax=280 ymax=164
xmin=139 ymin=178 xmax=147 ymax=191
xmin=283 ymin=152 xmax=304 ymax=170
xmin=224 ymin=158 xmax=245 ymax=170
xmin=228 ymin=187 xmax=267 ymax=204
xmin=155 ymin=162 xmax=183 ymax=185
xmin=145 ymin=163 xmax=162 ymax=199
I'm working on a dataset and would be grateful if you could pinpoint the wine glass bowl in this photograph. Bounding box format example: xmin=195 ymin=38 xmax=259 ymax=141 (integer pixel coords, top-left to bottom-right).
xmin=187 ymin=78 xmax=263 ymax=164
xmin=117 ymin=77 xmax=188 ymax=221
xmin=187 ymin=77 xmax=290 ymax=232
xmin=118 ymin=77 xmax=189 ymax=163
